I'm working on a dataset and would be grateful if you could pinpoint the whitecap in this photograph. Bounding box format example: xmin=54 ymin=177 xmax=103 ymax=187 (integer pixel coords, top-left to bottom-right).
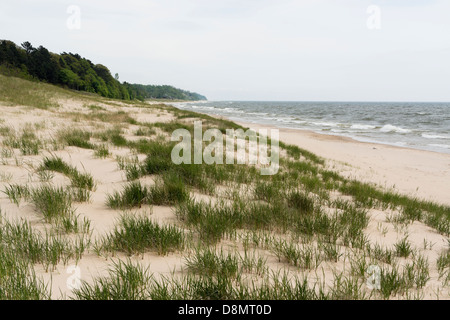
xmin=247 ymin=112 xmax=269 ymax=116
xmin=422 ymin=133 xmax=449 ymax=140
xmin=428 ymin=144 xmax=450 ymax=149
xmin=380 ymin=124 xmax=411 ymax=134
xmin=350 ymin=124 xmax=376 ymax=130
xmin=311 ymin=122 xmax=339 ymax=127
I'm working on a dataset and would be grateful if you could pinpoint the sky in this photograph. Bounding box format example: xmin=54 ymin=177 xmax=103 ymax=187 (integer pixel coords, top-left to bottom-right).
xmin=1 ymin=0 xmax=450 ymax=101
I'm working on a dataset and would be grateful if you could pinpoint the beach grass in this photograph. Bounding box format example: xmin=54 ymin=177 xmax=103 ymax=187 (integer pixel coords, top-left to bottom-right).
xmin=0 ymin=73 xmax=61 ymax=110
xmin=99 ymin=213 xmax=184 ymax=256
xmin=30 ymin=185 xmax=74 ymax=222
xmin=72 ymin=259 xmax=152 ymax=300
xmin=0 ymin=213 xmax=89 ymax=272
xmin=58 ymin=128 xmax=96 ymax=149
xmin=0 ymin=245 xmax=50 ymax=299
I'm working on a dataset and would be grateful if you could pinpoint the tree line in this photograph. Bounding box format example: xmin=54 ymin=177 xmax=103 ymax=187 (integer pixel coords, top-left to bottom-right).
xmin=0 ymin=40 xmax=207 ymax=101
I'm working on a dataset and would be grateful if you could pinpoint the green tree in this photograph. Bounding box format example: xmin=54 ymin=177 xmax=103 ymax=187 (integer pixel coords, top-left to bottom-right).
xmin=59 ymin=68 xmax=81 ymax=89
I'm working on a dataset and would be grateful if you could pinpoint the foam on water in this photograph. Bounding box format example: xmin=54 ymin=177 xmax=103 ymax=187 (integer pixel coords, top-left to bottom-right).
xmin=350 ymin=124 xmax=377 ymax=130
xmin=422 ymin=133 xmax=450 ymax=140
xmin=379 ymin=124 xmax=412 ymax=134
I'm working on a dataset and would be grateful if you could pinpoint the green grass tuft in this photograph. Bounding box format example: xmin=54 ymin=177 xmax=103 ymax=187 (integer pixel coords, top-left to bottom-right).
xmin=100 ymin=214 xmax=184 ymax=256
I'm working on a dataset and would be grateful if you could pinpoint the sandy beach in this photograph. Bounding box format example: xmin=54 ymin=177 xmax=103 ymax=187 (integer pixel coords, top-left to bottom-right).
xmin=0 ymin=81 xmax=448 ymax=300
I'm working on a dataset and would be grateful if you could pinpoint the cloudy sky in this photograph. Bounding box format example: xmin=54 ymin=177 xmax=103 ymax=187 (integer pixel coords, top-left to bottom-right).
xmin=1 ymin=0 xmax=450 ymax=101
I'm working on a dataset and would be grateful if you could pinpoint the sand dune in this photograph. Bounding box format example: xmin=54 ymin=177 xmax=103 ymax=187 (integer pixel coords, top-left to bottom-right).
xmin=0 ymin=93 xmax=448 ymax=300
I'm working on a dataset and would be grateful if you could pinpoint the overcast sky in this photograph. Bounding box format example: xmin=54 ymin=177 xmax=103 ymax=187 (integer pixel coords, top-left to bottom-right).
xmin=1 ymin=0 xmax=450 ymax=101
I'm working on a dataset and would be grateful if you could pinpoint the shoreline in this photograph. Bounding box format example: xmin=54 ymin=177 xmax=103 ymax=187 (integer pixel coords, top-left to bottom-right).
xmin=174 ymin=105 xmax=450 ymax=156
xmin=167 ymin=105 xmax=450 ymax=206
xmin=228 ymin=118 xmax=450 ymax=206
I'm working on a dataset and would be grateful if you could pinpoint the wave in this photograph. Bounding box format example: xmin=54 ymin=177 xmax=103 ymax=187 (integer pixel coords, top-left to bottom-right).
xmin=277 ymin=117 xmax=297 ymax=123
xmin=291 ymin=120 xmax=307 ymax=125
xmin=247 ymin=112 xmax=269 ymax=116
xmin=191 ymin=105 xmax=217 ymax=111
xmin=422 ymin=133 xmax=450 ymax=140
xmin=379 ymin=124 xmax=412 ymax=134
xmin=311 ymin=121 xmax=339 ymax=127
xmin=350 ymin=124 xmax=377 ymax=130
xmin=428 ymin=143 xmax=450 ymax=149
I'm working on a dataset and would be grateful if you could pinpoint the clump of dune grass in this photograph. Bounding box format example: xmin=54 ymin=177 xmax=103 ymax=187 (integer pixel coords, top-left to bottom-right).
xmin=400 ymin=206 xmax=423 ymax=223
xmin=140 ymin=140 xmax=174 ymax=173
xmin=185 ymin=247 xmax=267 ymax=280
xmin=271 ymin=239 xmax=321 ymax=270
xmin=106 ymin=181 xmax=149 ymax=209
xmin=437 ymin=249 xmax=450 ymax=284
xmin=175 ymin=199 xmax=239 ymax=244
xmin=337 ymin=206 xmax=370 ymax=249
xmin=40 ymin=155 xmax=72 ymax=173
xmin=3 ymin=127 xmax=42 ymax=155
xmin=411 ymin=255 xmax=430 ymax=289
xmin=116 ymin=155 xmax=140 ymax=171
xmin=39 ymin=156 xmax=96 ymax=198
xmin=329 ymin=273 xmax=368 ymax=300
xmin=366 ymin=243 xmax=394 ymax=265
xmin=36 ymin=169 xmax=55 ymax=182
xmin=58 ymin=128 xmax=95 ymax=149
xmin=185 ymin=247 xmax=240 ymax=279
xmin=69 ymin=187 xmax=92 ymax=203
xmin=72 ymin=259 xmax=152 ymax=300
xmin=0 ymin=147 xmax=15 ymax=165
xmin=70 ymin=169 xmax=95 ymax=191
xmin=110 ymin=132 xmax=128 ymax=147
xmin=0 ymin=214 xmax=87 ymax=272
xmin=107 ymin=174 xmax=189 ymax=209
xmin=253 ymin=180 xmax=283 ymax=203
xmin=100 ymin=214 xmax=184 ymax=256
xmin=3 ymin=183 xmax=87 ymax=229
xmin=135 ymin=127 xmax=156 ymax=137
xmin=394 ymin=237 xmax=413 ymax=258
xmin=94 ymin=127 xmax=122 ymax=143
xmin=94 ymin=144 xmax=110 ymax=158
xmin=3 ymin=184 xmax=31 ymax=205
xmin=56 ymin=213 xmax=92 ymax=235
xmin=148 ymin=172 xmax=190 ymax=205
xmin=30 ymin=185 xmax=74 ymax=222
xmin=286 ymin=190 xmax=315 ymax=214
xmin=0 ymin=245 xmax=50 ymax=299
xmin=124 ymin=162 xmax=143 ymax=181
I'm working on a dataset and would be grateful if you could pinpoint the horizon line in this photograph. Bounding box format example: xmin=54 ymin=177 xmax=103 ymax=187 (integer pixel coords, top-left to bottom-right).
xmin=197 ymin=99 xmax=450 ymax=104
